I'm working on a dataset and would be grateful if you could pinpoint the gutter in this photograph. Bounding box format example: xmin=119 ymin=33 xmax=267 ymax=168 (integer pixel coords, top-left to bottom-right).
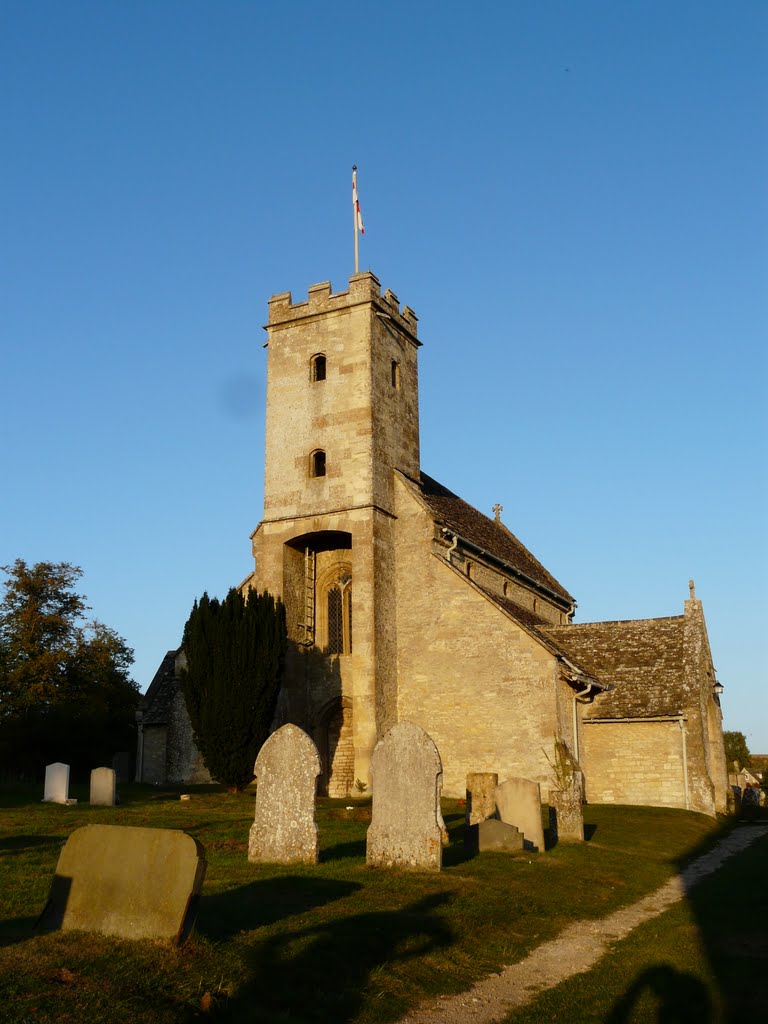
xmin=439 ymin=526 xmax=573 ymax=611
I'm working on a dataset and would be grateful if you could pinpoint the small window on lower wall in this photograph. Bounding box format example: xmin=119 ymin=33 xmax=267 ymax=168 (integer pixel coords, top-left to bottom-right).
xmin=310 ymin=450 xmax=326 ymax=477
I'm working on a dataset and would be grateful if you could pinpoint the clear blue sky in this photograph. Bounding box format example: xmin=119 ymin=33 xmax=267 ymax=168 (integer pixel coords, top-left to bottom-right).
xmin=2 ymin=2 xmax=766 ymax=749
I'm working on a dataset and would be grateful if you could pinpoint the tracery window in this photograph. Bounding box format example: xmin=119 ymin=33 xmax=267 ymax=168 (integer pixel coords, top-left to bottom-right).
xmin=326 ymin=577 xmax=352 ymax=654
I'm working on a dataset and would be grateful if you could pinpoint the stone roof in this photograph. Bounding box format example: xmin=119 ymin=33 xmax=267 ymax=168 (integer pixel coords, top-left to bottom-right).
xmin=140 ymin=650 xmax=179 ymax=726
xmin=538 ymin=617 xmax=688 ymax=719
xmin=416 ymin=472 xmax=574 ymax=604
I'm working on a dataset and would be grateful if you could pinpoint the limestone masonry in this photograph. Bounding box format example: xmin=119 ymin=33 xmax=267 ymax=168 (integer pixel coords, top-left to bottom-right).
xmin=136 ymin=272 xmax=728 ymax=816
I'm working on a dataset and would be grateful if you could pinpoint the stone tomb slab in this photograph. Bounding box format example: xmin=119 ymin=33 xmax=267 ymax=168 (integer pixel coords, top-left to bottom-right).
xmin=495 ymin=777 xmax=545 ymax=852
xmin=249 ymin=724 xmax=321 ymax=864
xmin=90 ymin=767 xmax=116 ymax=806
xmin=39 ymin=824 xmax=206 ymax=944
xmin=43 ymin=762 xmax=72 ymax=804
xmin=367 ymin=721 xmax=443 ymax=871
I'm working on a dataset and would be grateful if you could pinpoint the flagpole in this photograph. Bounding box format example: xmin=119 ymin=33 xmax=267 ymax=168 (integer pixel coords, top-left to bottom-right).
xmin=353 ymin=165 xmax=359 ymax=274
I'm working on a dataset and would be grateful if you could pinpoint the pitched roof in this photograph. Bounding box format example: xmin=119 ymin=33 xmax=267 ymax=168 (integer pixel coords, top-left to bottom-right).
xmin=414 ymin=472 xmax=574 ymax=604
xmin=538 ymin=617 xmax=688 ymax=718
xmin=140 ymin=650 xmax=179 ymax=726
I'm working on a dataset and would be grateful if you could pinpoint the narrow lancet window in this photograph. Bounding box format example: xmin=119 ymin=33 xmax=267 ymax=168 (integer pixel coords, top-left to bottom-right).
xmin=311 ymin=354 xmax=327 ymax=382
xmin=391 ymin=360 xmax=400 ymax=388
xmin=310 ymin=450 xmax=326 ymax=477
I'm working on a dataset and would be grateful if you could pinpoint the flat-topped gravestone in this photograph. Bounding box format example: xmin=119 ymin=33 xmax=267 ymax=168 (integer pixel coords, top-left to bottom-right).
xmin=90 ymin=767 xmax=116 ymax=806
xmin=367 ymin=721 xmax=443 ymax=871
xmin=466 ymin=772 xmax=499 ymax=825
xmin=38 ymin=824 xmax=206 ymax=944
xmin=496 ymin=777 xmax=545 ymax=852
xmin=43 ymin=762 xmax=73 ymax=804
xmin=549 ymin=781 xmax=584 ymax=842
xmin=248 ymin=724 xmax=321 ymax=864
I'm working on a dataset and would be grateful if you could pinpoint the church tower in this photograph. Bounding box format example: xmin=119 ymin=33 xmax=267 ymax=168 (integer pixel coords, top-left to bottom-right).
xmin=248 ymin=272 xmax=421 ymax=795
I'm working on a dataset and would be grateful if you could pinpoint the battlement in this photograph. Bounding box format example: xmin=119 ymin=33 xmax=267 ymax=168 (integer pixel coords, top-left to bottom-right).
xmin=267 ymin=271 xmax=418 ymax=340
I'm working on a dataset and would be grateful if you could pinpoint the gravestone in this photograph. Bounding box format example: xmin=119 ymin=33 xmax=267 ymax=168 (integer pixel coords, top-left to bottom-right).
xmin=43 ymin=762 xmax=74 ymax=804
xmin=248 ymin=724 xmax=321 ymax=864
xmin=548 ymin=786 xmax=584 ymax=842
xmin=90 ymin=767 xmax=116 ymax=806
xmin=466 ymin=772 xmax=498 ymax=826
xmin=367 ymin=721 xmax=443 ymax=870
xmin=478 ymin=818 xmax=523 ymax=852
xmin=495 ymin=777 xmax=545 ymax=852
xmin=38 ymin=824 xmax=206 ymax=943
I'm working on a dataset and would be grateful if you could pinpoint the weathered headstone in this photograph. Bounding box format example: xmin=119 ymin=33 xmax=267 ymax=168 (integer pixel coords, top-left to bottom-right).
xmin=478 ymin=818 xmax=523 ymax=852
xmin=43 ymin=762 xmax=74 ymax=804
xmin=495 ymin=777 xmax=545 ymax=852
xmin=466 ymin=772 xmax=499 ymax=826
xmin=38 ymin=824 xmax=206 ymax=943
xmin=367 ymin=721 xmax=443 ymax=870
xmin=548 ymin=786 xmax=584 ymax=842
xmin=248 ymin=724 xmax=321 ymax=864
xmin=90 ymin=767 xmax=116 ymax=807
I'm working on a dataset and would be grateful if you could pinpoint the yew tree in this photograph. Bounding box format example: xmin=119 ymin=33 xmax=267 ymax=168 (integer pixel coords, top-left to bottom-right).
xmin=178 ymin=587 xmax=286 ymax=792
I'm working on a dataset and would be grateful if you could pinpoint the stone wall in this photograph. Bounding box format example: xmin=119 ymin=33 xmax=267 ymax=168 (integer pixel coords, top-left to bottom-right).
xmin=393 ymin=475 xmax=568 ymax=797
xmin=581 ymin=720 xmax=686 ymax=808
xmin=141 ymin=725 xmax=167 ymax=784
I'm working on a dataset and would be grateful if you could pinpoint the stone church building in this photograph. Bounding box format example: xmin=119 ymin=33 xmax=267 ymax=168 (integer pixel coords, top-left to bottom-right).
xmin=136 ymin=272 xmax=728 ymax=816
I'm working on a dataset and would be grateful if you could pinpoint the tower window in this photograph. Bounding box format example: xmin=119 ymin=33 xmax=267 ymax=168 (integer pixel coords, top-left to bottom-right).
xmin=391 ymin=360 xmax=400 ymax=388
xmin=311 ymin=354 xmax=327 ymax=382
xmin=327 ymin=580 xmax=352 ymax=654
xmin=310 ymin=450 xmax=326 ymax=477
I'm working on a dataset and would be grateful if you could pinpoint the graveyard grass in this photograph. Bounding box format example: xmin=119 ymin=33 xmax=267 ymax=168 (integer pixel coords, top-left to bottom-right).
xmin=0 ymin=784 xmax=753 ymax=1024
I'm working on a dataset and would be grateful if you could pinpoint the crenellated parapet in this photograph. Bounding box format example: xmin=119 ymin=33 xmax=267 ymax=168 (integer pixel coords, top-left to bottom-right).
xmin=267 ymin=271 xmax=419 ymax=343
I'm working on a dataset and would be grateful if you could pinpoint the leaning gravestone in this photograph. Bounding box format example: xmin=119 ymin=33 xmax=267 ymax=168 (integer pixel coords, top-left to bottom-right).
xmin=90 ymin=767 xmax=116 ymax=807
xmin=38 ymin=824 xmax=206 ymax=944
xmin=367 ymin=721 xmax=443 ymax=871
xmin=495 ymin=777 xmax=545 ymax=852
xmin=43 ymin=762 xmax=74 ymax=805
xmin=466 ymin=772 xmax=499 ymax=826
xmin=478 ymin=818 xmax=524 ymax=852
xmin=248 ymin=724 xmax=321 ymax=864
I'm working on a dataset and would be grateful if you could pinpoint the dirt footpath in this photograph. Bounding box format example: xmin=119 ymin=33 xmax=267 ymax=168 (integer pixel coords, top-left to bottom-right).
xmin=400 ymin=824 xmax=768 ymax=1024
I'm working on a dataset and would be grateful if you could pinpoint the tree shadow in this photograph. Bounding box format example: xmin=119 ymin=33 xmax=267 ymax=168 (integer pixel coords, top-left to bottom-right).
xmin=671 ymin=820 xmax=768 ymax=1023
xmin=605 ymin=963 xmax=712 ymax=1023
xmin=197 ymin=875 xmax=362 ymax=941
xmin=0 ymin=835 xmax=62 ymax=854
xmin=199 ymin=890 xmax=454 ymax=1023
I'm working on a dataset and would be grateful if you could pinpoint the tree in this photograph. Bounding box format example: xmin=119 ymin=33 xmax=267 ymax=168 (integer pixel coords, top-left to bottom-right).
xmin=178 ymin=587 xmax=286 ymax=792
xmin=0 ymin=560 xmax=140 ymax=776
xmin=723 ymin=730 xmax=751 ymax=771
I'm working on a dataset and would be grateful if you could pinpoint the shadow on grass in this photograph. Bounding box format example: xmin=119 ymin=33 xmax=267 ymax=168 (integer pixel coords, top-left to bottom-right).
xmin=605 ymin=963 xmax=712 ymax=1023
xmin=201 ymin=891 xmax=454 ymax=1024
xmin=0 ymin=916 xmax=41 ymax=948
xmin=674 ymin=816 xmax=768 ymax=1024
xmin=0 ymin=835 xmax=62 ymax=854
xmin=320 ymin=838 xmax=367 ymax=861
xmin=198 ymin=875 xmax=362 ymax=941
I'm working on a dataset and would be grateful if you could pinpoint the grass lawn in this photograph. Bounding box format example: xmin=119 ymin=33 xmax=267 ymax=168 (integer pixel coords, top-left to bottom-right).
xmin=503 ymin=822 xmax=768 ymax=1024
xmin=0 ymin=783 xmax=736 ymax=1023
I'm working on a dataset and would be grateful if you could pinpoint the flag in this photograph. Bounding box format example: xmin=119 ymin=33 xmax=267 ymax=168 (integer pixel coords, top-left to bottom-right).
xmin=352 ymin=166 xmax=365 ymax=235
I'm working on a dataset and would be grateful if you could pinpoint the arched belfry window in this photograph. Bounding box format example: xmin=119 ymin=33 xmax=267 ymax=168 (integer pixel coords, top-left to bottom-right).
xmin=311 ymin=354 xmax=326 ymax=382
xmin=310 ymin=450 xmax=326 ymax=478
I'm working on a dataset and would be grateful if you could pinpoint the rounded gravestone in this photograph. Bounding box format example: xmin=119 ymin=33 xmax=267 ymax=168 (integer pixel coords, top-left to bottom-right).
xmin=366 ymin=721 xmax=443 ymax=870
xmin=248 ymin=724 xmax=321 ymax=864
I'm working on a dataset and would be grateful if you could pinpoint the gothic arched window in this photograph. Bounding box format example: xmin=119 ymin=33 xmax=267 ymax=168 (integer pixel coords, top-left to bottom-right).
xmin=326 ymin=578 xmax=352 ymax=654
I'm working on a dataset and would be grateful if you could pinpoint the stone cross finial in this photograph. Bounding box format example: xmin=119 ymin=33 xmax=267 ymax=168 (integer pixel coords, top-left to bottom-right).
xmin=492 ymin=504 xmax=503 ymax=523
xmin=688 ymin=579 xmax=696 ymax=599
